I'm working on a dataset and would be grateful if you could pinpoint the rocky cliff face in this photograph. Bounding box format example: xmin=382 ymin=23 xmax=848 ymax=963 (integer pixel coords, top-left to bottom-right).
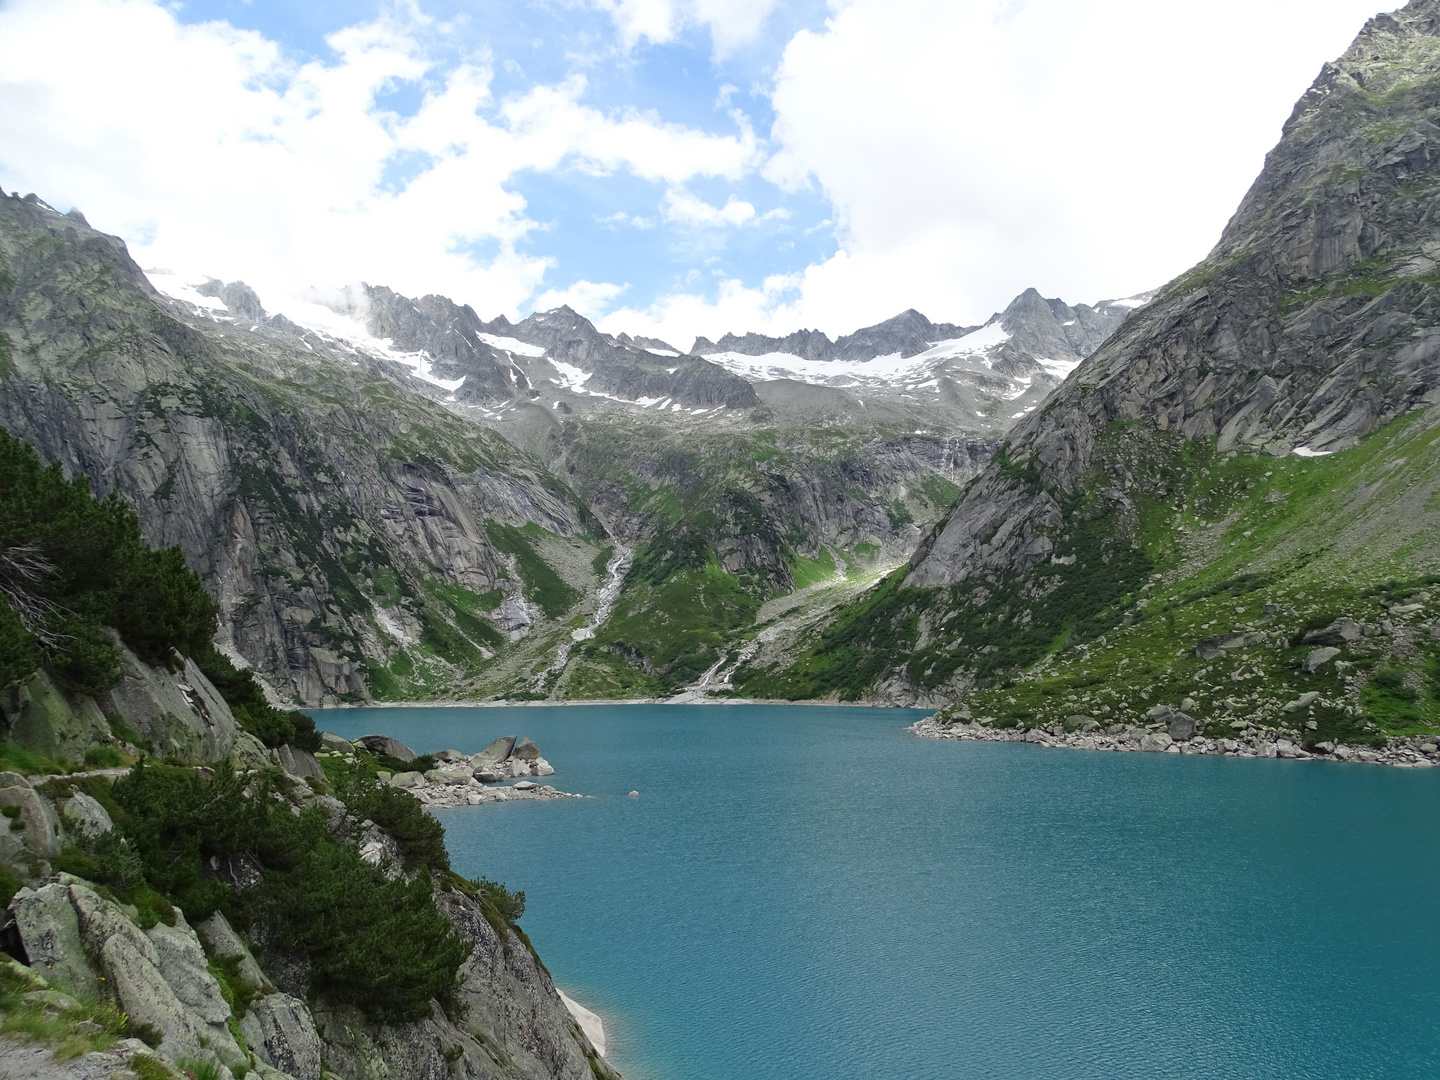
xmin=910 ymin=0 xmax=1440 ymax=591
xmin=742 ymin=0 xmax=1440 ymax=733
xmin=0 ymin=192 xmax=604 ymax=706
xmin=0 ymin=768 xmax=615 ymax=1080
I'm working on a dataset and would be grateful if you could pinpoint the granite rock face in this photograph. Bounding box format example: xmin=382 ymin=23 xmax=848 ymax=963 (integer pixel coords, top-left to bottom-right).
xmin=910 ymin=0 xmax=1440 ymax=594
xmin=0 ymin=192 xmax=597 ymax=705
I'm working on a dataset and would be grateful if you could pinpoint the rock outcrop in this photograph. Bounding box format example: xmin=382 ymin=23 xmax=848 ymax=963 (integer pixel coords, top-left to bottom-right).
xmin=0 ymin=759 xmax=618 ymax=1080
xmin=0 ymin=635 xmax=243 ymax=765
xmin=0 ymin=191 xmax=601 ymax=705
xmin=909 ymin=1 xmax=1440 ymax=592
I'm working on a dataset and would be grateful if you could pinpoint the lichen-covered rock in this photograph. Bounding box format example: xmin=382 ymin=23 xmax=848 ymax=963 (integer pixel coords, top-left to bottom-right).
xmin=195 ymin=911 xmax=270 ymax=991
xmin=60 ymin=793 xmax=113 ymax=840
xmin=0 ymin=786 xmax=60 ymax=857
xmin=10 ymin=883 xmax=96 ymax=997
xmin=67 ymin=883 xmax=244 ymax=1070
xmin=356 ymin=735 xmax=416 ymax=761
xmin=241 ymin=992 xmax=324 ymax=1080
xmin=475 ymin=736 xmax=516 ymax=765
xmin=95 ymin=638 xmax=241 ymax=763
xmin=272 ymin=744 xmax=325 ymax=780
xmin=0 ymin=668 xmax=112 ymax=764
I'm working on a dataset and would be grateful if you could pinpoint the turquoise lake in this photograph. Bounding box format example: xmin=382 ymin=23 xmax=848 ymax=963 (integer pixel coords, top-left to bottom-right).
xmin=308 ymin=703 xmax=1440 ymax=1079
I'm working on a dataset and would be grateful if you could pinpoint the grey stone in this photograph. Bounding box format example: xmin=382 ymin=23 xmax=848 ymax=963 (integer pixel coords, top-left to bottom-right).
xmin=0 ymin=785 xmax=59 ymax=856
xmin=1138 ymin=732 xmax=1174 ymax=753
xmin=94 ymin=639 xmax=241 ymax=764
xmin=434 ymin=749 xmax=466 ymax=763
xmin=318 ymin=731 xmax=354 ymax=755
xmin=61 ymin=792 xmax=113 ymax=839
xmin=1282 ymin=691 xmax=1322 ymax=713
xmin=424 ymin=768 xmax=473 ymax=786
xmin=1166 ymin=712 xmax=1198 ymax=740
xmin=511 ymin=737 xmax=541 ymax=761
xmin=239 ymin=992 xmax=323 ymax=1080
xmin=11 ymin=883 xmax=98 ymax=998
xmin=195 ymin=911 xmax=269 ymax=991
xmin=1194 ymin=632 xmax=1264 ymax=660
xmin=387 ymin=771 xmax=424 ymax=788
xmin=1303 ymin=647 xmax=1341 ymax=673
xmin=0 ymin=668 xmax=112 ymax=765
xmin=1303 ymin=618 xmax=1363 ymax=646
xmin=1146 ymin=704 xmax=1174 ymax=721
xmin=533 ymin=758 xmax=556 ymax=777
xmin=473 ymin=767 xmax=504 ymax=783
xmin=272 ymin=744 xmax=325 ymax=780
xmin=355 ymin=735 xmax=416 ymax=761
xmin=476 ymin=736 xmax=517 ymax=764
xmin=69 ymin=884 xmax=244 ymax=1068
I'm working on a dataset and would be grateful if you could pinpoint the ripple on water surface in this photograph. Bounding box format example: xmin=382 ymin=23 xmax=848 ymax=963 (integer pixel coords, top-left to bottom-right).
xmin=309 ymin=703 xmax=1440 ymax=1080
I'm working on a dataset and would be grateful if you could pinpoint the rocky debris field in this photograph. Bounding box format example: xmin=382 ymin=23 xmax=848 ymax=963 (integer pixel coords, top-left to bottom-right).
xmin=316 ymin=732 xmax=584 ymax=808
xmin=910 ymin=716 xmax=1440 ymax=767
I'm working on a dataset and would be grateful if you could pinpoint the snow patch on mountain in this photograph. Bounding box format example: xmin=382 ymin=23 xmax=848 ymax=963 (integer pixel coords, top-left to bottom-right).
xmin=706 ymin=322 xmax=1013 ymax=389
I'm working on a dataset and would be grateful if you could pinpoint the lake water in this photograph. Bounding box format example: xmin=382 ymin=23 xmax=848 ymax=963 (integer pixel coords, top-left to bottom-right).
xmin=308 ymin=703 xmax=1440 ymax=1080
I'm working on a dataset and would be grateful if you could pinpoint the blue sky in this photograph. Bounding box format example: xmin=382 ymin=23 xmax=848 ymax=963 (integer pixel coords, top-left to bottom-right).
xmin=0 ymin=0 xmax=1396 ymax=346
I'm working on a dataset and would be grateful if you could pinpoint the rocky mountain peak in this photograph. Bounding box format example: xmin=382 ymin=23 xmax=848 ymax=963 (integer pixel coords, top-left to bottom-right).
xmin=908 ymin=0 xmax=1440 ymax=592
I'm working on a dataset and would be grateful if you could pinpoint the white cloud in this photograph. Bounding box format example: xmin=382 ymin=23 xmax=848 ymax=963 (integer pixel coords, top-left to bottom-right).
xmin=533 ymin=279 xmax=630 ymax=318
xmin=663 ymin=189 xmax=757 ymax=227
xmin=0 ymin=0 xmax=759 ymax=320
xmin=604 ymin=0 xmax=1397 ymax=346
xmin=587 ymin=0 xmax=781 ymax=54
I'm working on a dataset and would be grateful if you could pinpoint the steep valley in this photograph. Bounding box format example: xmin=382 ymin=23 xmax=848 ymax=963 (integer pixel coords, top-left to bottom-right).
xmin=0 ymin=188 xmax=1131 ymax=705
xmin=744 ymin=0 xmax=1440 ymax=757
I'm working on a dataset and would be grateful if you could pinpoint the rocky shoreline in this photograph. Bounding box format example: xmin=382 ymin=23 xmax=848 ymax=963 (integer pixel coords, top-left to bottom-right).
xmin=910 ymin=716 xmax=1440 ymax=767
xmin=316 ymin=733 xmax=586 ymax=808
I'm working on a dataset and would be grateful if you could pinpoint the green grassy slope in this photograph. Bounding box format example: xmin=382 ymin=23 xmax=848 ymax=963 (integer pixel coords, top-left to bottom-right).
xmin=742 ymin=406 xmax=1440 ymax=746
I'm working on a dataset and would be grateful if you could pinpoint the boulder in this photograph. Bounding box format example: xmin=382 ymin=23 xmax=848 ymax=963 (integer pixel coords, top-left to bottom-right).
xmin=0 ymin=784 xmax=59 ymax=856
xmin=473 ymin=768 xmax=504 ymax=783
xmin=1138 ymin=732 xmax=1174 ymax=753
xmin=511 ymin=737 xmax=541 ymax=762
xmin=434 ymin=749 xmax=466 ymax=763
xmin=476 ymin=736 xmax=517 ymax=764
xmin=195 ymin=911 xmax=269 ymax=991
xmin=1195 ymin=632 xmax=1264 ymax=660
xmin=32 ymin=881 xmax=246 ymax=1069
xmin=272 ymin=744 xmax=325 ymax=781
xmin=1166 ymin=712 xmax=1198 ymax=740
xmin=11 ymin=882 xmax=97 ymax=997
xmin=1282 ymin=691 xmax=1321 ymax=713
xmin=388 ymin=771 xmax=424 ymax=788
xmin=240 ymin=991 xmax=324 ymax=1080
xmin=1303 ymin=618 xmax=1363 ymax=646
xmin=230 ymin=731 xmax=271 ymax=770
xmin=94 ymin=637 xmax=241 ymax=763
xmin=318 ymin=731 xmax=354 ymax=755
xmin=355 ymin=735 xmax=416 ymax=761
xmin=1302 ymin=647 xmax=1341 ymax=673
xmin=424 ymin=768 xmax=474 ymax=786
xmin=1146 ymin=704 xmax=1174 ymax=722
xmin=61 ymin=792 xmax=114 ymax=839
xmin=533 ymin=758 xmax=556 ymax=777
xmin=0 ymin=668 xmax=112 ymax=764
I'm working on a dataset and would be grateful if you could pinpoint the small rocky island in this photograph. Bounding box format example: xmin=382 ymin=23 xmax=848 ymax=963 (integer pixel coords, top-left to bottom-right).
xmin=315 ymin=732 xmax=585 ymax=808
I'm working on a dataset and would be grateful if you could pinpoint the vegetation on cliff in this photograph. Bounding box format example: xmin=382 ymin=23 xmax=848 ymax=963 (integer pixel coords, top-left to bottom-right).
xmin=0 ymin=427 xmax=317 ymax=755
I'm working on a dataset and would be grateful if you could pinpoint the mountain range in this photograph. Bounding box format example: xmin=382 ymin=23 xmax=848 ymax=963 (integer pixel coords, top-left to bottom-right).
xmin=4 ymin=0 xmax=1440 ymax=753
